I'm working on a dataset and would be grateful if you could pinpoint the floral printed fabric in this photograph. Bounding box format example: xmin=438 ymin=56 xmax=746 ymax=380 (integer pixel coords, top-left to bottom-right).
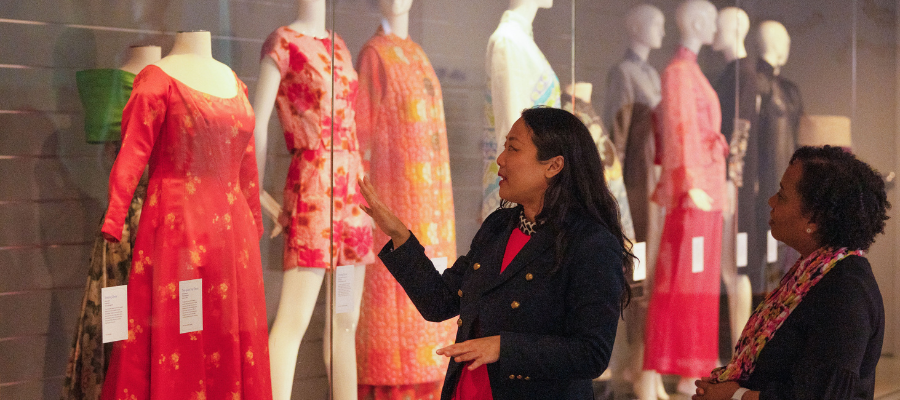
xmin=354 ymin=28 xmax=456 ymax=390
xmin=711 ymin=247 xmax=864 ymax=383
xmin=62 ymin=181 xmax=145 ymax=400
xmin=99 ymin=65 xmax=272 ymax=399
xmin=261 ymin=27 xmax=375 ymax=269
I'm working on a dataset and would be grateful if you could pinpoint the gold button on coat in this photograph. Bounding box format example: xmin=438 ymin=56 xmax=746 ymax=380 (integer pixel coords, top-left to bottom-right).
xmin=525 ymin=273 xmax=533 ymax=281
xmin=517 ymin=375 xmax=523 ymax=379
xmin=511 ymin=301 xmax=520 ymax=309
xmin=457 ymin=318 xmax=462 ymax=326
xmin=457 ymin=289 xmax=463 ymax=297
xmin=509 ymin=375 xmax=515 ymax=379
xmin=473 ymin=263 xmax=481 ymax=270
xmin=525 ymin=376 xmax=530 ymax=380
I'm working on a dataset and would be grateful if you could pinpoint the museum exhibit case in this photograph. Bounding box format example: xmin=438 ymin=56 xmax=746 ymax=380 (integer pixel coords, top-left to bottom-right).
xmin=0 ymin=0 xmax=899 ymax=399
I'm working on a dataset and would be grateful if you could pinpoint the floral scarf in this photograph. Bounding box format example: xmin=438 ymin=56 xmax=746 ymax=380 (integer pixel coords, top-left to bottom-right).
xmin=711 ymin=247 xmax=864 ymax=383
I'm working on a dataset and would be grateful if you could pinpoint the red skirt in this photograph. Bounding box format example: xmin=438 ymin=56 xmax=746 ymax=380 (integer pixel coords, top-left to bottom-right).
xmin=643 ymin=207 xmax=721 ymax=377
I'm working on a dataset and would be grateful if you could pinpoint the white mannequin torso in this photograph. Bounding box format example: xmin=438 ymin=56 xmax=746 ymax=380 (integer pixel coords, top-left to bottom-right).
xmin=154 ymin=31 xmax=237 ymax=99
xmin=120 ymin=45 xmax=161 ymax=75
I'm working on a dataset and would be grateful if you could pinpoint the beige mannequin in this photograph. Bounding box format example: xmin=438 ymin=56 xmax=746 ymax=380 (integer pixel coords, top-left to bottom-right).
xmin=758 ymin=20 xmax=790 ymax=76
xmin=712 ymin=6 xmax=754 ymax=352
xmin=712 ymin=7 xmax=749 ymax=63
xmin=252 ymin=1 xmax=366 ymax=399
xmin=627 ymin=4 xmax=665 ymax=62
xmin=674 ymin=1 xmax=718 ymax=212
xmin=120 ymin=45 xmax=161 ymax=75
xmin=154 ymin=31 xmax=237 ymax=98
xmin=378 ymin=0 xmax=413 ymax=39
xmin=616 ymin=7 xmax=671 ymax=400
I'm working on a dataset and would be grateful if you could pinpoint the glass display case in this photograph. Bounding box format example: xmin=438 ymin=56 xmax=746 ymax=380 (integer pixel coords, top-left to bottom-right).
xmin=0 ymin=0 xmax=897 ymax=399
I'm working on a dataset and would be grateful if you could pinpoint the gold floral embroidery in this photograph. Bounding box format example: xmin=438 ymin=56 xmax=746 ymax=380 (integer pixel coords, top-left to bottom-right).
xmin=189 ymin=332 xmax=200 ymax=341
xmin=120 ymin=388 xmax=138 ymax=400
xmin=224 ymin=213 xmax=232 ymax=230
xmin=190 ymin=241 xmax=207 ymax=266
xmin=148 ymin=184 xmax=159 ymax=206
xmin=186 ymin=173 xmax=201 ymax=195
xmin=165 ymin=213 xmax=177 ymax=229
xmin=209 ymin=351 xmax=221 ymax=368
xmin=191 ymin=389 xmax=207 ymax=400
xmin=245 ymin=349 xmax=255 ymax=366
xmin=132 ymin=250 xmax=152 ymax=275
xmin=170 ymin=352 xmax=180 ymax=370
xmin=217 ymin=283 xmax=229 ymax=299
xmin=158 ymin=353 xmax=167 ymax=365
xmin=158 ymin=282 xmax=177 ymax=300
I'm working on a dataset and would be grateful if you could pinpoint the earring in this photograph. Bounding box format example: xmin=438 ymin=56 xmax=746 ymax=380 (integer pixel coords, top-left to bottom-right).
xmin=806 ymin=227 xmax=812 ymax=234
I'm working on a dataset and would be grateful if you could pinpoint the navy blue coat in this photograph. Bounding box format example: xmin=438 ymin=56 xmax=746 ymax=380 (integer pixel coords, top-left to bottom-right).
xmin=379 ymin=206 xmax=625 ymax=400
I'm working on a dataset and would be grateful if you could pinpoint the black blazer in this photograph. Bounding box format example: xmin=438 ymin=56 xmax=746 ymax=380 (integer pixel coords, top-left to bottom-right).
xmin=379 ymin=207 xmax=624 ymax=400
xmin=741 ymin=255 xmax=884 ymax=399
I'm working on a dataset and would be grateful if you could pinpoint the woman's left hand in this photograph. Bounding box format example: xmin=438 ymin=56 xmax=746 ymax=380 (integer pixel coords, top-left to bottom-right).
xmin=692 ymin=377 xmax=740 ymax=400
xmin=436 ymin=336 xmax=501 ymax=370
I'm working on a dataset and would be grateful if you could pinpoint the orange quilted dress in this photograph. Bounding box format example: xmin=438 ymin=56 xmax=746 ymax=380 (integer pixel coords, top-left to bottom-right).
xmin=354 ymin=28 xmax=458 ymax=399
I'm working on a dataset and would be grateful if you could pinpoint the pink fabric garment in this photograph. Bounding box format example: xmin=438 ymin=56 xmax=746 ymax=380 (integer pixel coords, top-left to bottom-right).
xmin=652 ymin=47 xmax=728 ymax=211
xmin=644 ymin=208 xmax=722 ymax=376
xmin=644 ymin=47 xmax=727 ymax=377
xmin=353 ymin=28 xmax=458 ymax=390
xmin=260 ymin=27 xmax=375 ymax=270
xmin=453 ymin=228 xmax=531 ymax=400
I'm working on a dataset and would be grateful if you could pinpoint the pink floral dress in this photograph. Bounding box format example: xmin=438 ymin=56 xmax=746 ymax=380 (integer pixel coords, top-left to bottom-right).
xmin=261 ymin=27 xmax=375 ymax=269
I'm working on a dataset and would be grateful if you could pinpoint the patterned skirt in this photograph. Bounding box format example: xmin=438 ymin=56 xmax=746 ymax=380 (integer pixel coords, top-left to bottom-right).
xmin=61 ymin=181 xmax=146 ymax=400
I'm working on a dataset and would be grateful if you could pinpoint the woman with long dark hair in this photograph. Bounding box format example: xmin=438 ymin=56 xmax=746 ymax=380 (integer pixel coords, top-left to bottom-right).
xmin=359 ymin=106 xmax=632 ymax=399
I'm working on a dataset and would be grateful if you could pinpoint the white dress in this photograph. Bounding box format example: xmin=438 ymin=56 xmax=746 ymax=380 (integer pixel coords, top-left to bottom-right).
xmin=482 ymin=10 xmax=560 ymax=219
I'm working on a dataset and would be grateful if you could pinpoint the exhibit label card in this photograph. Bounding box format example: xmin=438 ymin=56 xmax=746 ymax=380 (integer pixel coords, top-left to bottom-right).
xmin=736 ymin=232 xmax=748 ymax=268
xmin=431 ymin=257 xmax=448 ymax=275
xmin=335 ymin=265 xmax=354 ymax=314
xmin=692 ymin=236 xmax=704 ymax=273
xmin=101 ymin=285 xmax=128 ymax=343
xmin=179 ymin=279 xmax=203 ymax=334
xmin=767 ymin=230 xmax=778 ymax=263
xmin=632 ymin=242 xmax=647 ymax=282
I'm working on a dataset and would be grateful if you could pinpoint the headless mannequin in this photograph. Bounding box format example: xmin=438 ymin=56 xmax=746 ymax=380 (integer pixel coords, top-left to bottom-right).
xmin=120 ymin=45 xmax=161 ymax=75
xmin=643 ymin=1 xmax=718 ymax=396
xmin=252 ymin=2 xmax=366 ymax=400
xmin=154 ymin=31 xmax=236 ymax=98
xmin=712 ymin=6 xmax=753 ymax=351
xmin=758 ymin=21 xmax=790 ymax=76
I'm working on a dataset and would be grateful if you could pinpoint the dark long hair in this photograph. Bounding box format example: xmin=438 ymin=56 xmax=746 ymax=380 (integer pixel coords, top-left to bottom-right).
xmin=508 ymin=107 xmax=634 ymax=312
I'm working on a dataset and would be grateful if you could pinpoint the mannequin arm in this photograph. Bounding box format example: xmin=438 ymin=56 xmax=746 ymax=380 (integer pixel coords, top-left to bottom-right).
xmin=252 ymin=56 xmax=281 ymax=184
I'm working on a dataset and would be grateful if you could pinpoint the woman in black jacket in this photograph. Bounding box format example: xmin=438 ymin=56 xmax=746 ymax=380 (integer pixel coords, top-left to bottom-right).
xmin=358 ymin=107 xmax=633 ymax=400
xmin=694 ymin=146 xmax=888 ymax=400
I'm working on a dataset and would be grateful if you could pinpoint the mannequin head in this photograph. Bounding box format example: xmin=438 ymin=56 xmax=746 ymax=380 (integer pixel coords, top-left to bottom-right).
xmin=675 ymin=0 xmax=717 ymax=50
xmin=378 ymin=0 xmax=413 ymax=18
xmin=626 ymin=4 xmax=665 ymax=50
xmin=712 ymin=7 xmax=749 ymax=61
xmin=758 ymin=20 xmax=791 ymax=70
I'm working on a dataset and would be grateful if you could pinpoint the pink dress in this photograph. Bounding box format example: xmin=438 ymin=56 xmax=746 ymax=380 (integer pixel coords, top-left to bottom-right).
xmin=643 ymin=47 xmax=728 ymax=377
xmin=260 ymin=27 xmax=375 ymax=270
xmin=100 ymin=66 xmax=272 ymax=399
xmin=354 ymin=28 xmax=458 ymax=399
